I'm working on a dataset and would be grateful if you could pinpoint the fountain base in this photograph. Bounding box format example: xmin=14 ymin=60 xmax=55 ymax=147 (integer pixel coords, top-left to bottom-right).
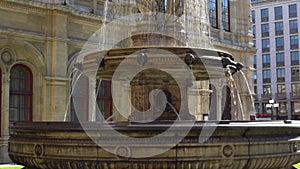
xmin=9 ymin=121 xmax=300 ymax=169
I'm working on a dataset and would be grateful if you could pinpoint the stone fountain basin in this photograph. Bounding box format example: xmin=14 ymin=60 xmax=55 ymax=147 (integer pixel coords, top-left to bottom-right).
xmin=83 ymin=46 xmax=233 ymax=81
xmin=9 ymin=121 xmax=300 ymax=169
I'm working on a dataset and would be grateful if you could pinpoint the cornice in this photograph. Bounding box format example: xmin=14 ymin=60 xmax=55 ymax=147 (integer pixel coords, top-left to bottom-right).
xmin=0 ymin=0 xmax=45 ymax=14
xmin=1 ymin=0 xmax=106 ymax=22
xmin=67 ymin=38 xmax=88 ymax=47
xmin=0 ymin=29 xmax=45 ymax=42
xmin=0 ymin=29 xmax=94 ymax=53
xmin=0 ymin=29 xmax=70 ymax=44
xmin=212 ymin=40 xmax=256 ymax=53
xmin=44 ymin=76 xmax=70 ymax=86
xmin=252 ymin=0 xmax=299 ymax=7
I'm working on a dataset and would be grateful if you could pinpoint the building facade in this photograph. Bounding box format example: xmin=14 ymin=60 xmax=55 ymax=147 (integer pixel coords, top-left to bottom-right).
xmin=252 ymin=0 xmax=300 ymax=120
xmin=0 ymin=0 xmax=254 ymax=163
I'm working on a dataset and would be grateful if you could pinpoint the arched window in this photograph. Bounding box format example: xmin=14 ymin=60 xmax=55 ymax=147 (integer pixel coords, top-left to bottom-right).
xmin=209 ymin=0 xmax=218 ymax=28
xmin=221 ymin=0 xmax=230 ymax=31
xmin=9 ymin=65 xmax=33 ymax=124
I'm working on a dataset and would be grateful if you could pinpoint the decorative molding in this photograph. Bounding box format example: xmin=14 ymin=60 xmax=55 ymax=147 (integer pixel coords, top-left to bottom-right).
xmin=0 ymin=48 xmax=16 ymax=65
xmin=1 ymin=0 xmax=104 ymax=22
xmin=222 ymin=145 xmax=234 ymax=158
xmin=115 ymin=146 xmax=131 ymax=158
xmin=252 ymin=0 xmax=297 ymax=7
xmin=45 ymin=76 xmax=70 ymax=86
xmin=0 ymin=0 xmax=46 ymax=14
xmin=9 ymin=122 xmax=300 ymax=169
xmin=33 ymin=144 xmax=44 ymax=157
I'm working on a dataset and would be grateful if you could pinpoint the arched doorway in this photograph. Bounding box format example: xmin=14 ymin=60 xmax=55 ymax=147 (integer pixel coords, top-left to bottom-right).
xmin=9 ymin=65 xmax=33 ymax=125
xmin=221 ymin=86 xmax=231 ymax=120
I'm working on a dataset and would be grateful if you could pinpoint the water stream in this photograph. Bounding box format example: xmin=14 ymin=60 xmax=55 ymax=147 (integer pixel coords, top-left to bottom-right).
xmin=167 ymin=101 xmax=181 ymax=120
xmin=240 ymin=70 xmax=256 ymax=116
xmin=99 ymin=0 xmax=109 ymax=50
xmin=227 ymin=69 xmax=245 ymax=120
xmin=67 ymin=0 xmax=110 ymax=122
xmin=63 ymin=68 xmax=83 ymax=121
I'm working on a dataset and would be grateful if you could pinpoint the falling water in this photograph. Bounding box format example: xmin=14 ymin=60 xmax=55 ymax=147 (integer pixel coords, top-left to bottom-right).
xmin=99 ymin=0 xmax=109 ymax=50
xmin=227 ymin=69 xmax=245 ymax=120
xmin=167 ymin=101 xmax=181 ymax=120
xmin=240 ymin=70 xmax=256 ymax=116
xmin=228 ymin=76 xmax=238 ymax=120
xmin=96 ymin=79 xmax=114 ymax=122
xmin=63 ymin=69 xmax=83 ymax=121
xmin=92 ymin=1 xmax=109 ymax=121
xmin=64 ymin=1 xmax=110 ymax=122
xmin=105 ymin=113 xmax=115 ymax=122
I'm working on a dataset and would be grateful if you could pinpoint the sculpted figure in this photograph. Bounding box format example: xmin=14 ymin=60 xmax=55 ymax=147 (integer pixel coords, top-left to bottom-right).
xmin=166 ymin=0 xmax=184 ymax=17
xmin=136 ymin=0 xmax=159 ymax=13
xmin=136 ymin=0 xmax=184 ymax=17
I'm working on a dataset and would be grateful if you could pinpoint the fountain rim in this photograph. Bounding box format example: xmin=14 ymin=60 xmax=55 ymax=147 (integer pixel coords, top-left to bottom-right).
xmin=9 ymin=121 xmax=300 ymax=169
xmin=9 ymin=120 xmax=300 ymax=132
xmin=84 ymin=46 xmax=234 ymax=59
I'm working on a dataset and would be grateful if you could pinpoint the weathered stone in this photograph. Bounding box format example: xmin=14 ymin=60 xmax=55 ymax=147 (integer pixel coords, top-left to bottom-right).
xmin=8 ymin=121 xmax=300 ymax=169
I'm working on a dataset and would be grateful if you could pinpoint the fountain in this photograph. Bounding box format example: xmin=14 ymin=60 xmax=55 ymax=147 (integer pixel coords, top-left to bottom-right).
xmin=8 ymin=0 xmax=300 ymax=169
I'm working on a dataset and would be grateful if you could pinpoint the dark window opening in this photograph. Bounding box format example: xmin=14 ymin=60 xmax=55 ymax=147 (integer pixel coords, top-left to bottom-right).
xmin=9 ymin=65 xmax=33 ymax=125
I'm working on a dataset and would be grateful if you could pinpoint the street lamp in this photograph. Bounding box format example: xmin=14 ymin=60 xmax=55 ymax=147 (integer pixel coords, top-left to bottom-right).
xmin=266 ymin=99 xmax=279 ymax=120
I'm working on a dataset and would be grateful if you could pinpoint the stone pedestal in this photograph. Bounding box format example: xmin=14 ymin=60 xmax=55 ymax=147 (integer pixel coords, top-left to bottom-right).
xmin=129 ymin=69 xmax=195 ymax=121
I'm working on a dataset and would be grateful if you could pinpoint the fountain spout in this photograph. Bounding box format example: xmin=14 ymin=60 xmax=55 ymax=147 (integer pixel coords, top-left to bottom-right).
xmin=221 ymin=57 xmax=244 ymax=75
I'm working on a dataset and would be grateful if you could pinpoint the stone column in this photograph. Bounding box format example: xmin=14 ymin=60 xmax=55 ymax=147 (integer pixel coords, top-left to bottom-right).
xmin=188 ymin=87 xmax=201 ymax=119
xmin=178 ymin=80 xmax=195 ymax=120
xmin=199 ymin=89 xmax=212 ymax=119
xmin=0 ymin=71 xmax=10 ymax=163
xmin=113 ymin=81 xmax=131 ymax=121
xmin=188 ymin=81 xmax=212 ymax=120
xmin=2 ymin=72 xmax=10 ymax=137
xmin=88 ymin=78 xmax=96 ymax=121
xmin=216 ymin=86 xmax=223 ymax=120
xmin=288 ymin=98 xmax=292 ymax=120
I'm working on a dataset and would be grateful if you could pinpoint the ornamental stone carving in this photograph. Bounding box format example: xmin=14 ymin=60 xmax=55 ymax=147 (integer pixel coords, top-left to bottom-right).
xmin=34 ymin=144 xmax=44 ymax=157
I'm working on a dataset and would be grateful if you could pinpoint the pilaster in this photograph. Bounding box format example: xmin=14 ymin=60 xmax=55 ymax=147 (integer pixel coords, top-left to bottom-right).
xmin=1 ymin=72 xmax=10 ymax=137
xmin=44 ymin=11 xmax=69 ymax=121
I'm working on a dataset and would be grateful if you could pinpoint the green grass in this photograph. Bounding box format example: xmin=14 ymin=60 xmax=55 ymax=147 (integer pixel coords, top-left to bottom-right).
xmin=0 ymin=166 xmax=24 ymax=169
xmin=293 ymin=162 xmax=300 ymax=169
